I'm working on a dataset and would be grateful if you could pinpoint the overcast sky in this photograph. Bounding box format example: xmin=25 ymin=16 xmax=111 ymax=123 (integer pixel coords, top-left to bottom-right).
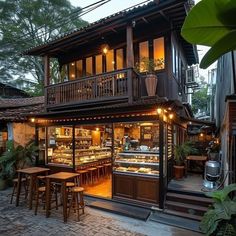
xmin=69 ymin=0 xmax=216 ymax=81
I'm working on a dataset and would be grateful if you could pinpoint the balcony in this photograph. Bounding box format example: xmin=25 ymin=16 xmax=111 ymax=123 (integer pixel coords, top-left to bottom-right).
xmin=45 ymin=68 xmax=140 ymax=110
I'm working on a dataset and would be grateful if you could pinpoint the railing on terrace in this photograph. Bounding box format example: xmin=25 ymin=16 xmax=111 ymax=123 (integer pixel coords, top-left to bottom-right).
xmin=45 ymin=68 xmax=139 ymax=108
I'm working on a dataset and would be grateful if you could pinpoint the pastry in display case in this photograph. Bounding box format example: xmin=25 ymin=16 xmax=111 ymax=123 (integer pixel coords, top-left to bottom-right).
xmin=113 ymin=151 xmax=159 ymax=177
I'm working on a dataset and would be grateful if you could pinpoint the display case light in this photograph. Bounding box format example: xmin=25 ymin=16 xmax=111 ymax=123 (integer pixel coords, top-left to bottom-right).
xmin=157 ymin=108 xmax=162 ymax=114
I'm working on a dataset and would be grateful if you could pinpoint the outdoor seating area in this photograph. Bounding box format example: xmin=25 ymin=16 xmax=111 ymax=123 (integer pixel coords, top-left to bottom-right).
xmin=11 ymin=166 xmax=86 ymax=223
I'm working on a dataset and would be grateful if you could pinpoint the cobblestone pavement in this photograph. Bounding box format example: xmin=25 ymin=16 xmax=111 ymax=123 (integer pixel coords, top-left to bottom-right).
xmin=0 ymin=188 xmax=201 ymax=236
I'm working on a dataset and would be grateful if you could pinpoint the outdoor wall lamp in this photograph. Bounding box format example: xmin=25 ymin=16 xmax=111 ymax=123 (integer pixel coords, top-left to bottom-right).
xmin=102 ymin=44 xmax=109 ymax=54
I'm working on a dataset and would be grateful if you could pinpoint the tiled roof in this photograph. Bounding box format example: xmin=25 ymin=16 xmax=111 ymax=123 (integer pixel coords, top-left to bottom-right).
xmin=0 ymin=96 xmax=44 ymax=121
xmin=0 ymin=96 xmax=44 ymax=108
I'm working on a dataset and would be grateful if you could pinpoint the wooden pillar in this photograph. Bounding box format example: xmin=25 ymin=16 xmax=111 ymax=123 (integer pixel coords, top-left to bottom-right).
xmin=126 ymin=24 xmax=134 ymax=104
xmin=126 ymin=24 xmax=134 ymax=68
xmin=44 ymin=55 xmax=50 ymax=86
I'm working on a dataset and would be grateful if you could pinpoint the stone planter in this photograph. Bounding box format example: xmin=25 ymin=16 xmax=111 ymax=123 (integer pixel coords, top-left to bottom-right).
xmin=145 ymin=74 xmax=157 ymax=96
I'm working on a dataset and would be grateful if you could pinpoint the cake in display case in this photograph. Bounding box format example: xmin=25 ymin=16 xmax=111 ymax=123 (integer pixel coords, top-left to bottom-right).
xmin=113 ymin=150 xmax=159 ymax=177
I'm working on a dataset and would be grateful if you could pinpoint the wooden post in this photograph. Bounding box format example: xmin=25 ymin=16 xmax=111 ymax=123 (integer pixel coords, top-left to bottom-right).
xmin=126 ymin=24 xmax=134 ymax=104
xmin=44 ymin=56 xmax=50 ymax=110
xmin=44 ymin=55 xmax=50 ymax=86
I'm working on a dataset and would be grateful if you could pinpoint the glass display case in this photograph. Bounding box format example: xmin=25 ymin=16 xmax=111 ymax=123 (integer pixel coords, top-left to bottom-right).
xmin=113 ymin=151 xmax=159 ymax=177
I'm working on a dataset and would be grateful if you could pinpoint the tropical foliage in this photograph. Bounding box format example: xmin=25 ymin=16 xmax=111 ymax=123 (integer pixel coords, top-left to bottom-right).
xmin=181 ymin=0 xmax=236 ymax=69
xmin=200 ymin=184 xmax=236 ymax=236
xmin=0 ymin=140 xmax=38 ymax=180
xmin=0 ymin=0 xmax=88 ymax=95
xmin=174 ymin=141 xmax=197 ymax=166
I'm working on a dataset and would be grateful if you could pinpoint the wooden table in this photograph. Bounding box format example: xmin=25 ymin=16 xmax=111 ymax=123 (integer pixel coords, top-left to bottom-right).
xmin=45 ymin=172 xmax=80 ymax=223
xmin=16 ymin=167 xmax=50 ymax=209
xmin=186 ymin=155 xmax=207 ymax=175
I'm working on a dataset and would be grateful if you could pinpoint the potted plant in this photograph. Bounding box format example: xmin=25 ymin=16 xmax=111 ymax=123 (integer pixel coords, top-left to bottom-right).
xmin=207 ymin=141 xmax=220 ymax=161
xmin=136 ymin=57 xmax=164 ymax=96
xmin=173 ymin=141 xmax=197 ymax=179
xmin=200 ymin=183 xmax=236 ymax=236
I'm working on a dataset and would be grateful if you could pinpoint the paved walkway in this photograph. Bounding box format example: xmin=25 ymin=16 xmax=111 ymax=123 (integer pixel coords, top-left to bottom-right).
xmin=0 ymin=188 xmax=202 ymax=236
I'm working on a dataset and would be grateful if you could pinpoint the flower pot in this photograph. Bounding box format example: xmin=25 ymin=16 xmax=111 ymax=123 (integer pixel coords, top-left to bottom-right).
xmin=0 ymin=179 xmax=7 ymax=191
xmin=173 ymin=165 xmax=185 ymax=180
xmin=145 ymin=74 xmax=157 ymax=96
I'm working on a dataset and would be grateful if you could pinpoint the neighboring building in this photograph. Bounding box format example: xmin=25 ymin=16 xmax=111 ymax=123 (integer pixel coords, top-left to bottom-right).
xmin=0 ymin=97 xmax=44 ymax=155
xmin=215 ymin=51 xmax=236 ymax=185
xmin=24 ymin=0 xmax=198 ymax=212
xmin=0 ymin=82 xmax=29 ymax=98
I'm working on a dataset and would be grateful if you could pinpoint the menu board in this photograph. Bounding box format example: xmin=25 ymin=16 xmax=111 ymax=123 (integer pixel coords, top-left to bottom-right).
xmin=140 ymin=125 xmax=159 ymax=146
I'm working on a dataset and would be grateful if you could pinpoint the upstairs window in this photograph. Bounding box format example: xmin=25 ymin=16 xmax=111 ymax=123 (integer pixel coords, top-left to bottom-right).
xmin=76 ymin=60 xmax=83 ymax=78
xmin=139 ymin=41 xmax=149 ymax=72
xmin=106 ymin=49 xmax=114 ymax=72
xmin=153 ymin=37 xmax=165 ymax=70
xmin=69 ymin=62 xmax=76 ymax=80
xmin=116 ymin=48 xmax=124 ymax=70
xmin=86 ymin=57 xmax=93 ymax=76
xmin=95 ymin=54 xmax=103 ymax=74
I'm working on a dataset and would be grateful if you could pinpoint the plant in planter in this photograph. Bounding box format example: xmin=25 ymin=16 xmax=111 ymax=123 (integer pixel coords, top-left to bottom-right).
xmin=136 ymin=57 xmax=164 ymax=96
xmin=173 ymin=141 xmax=197 ymax=179
xmin=206 ymin=141 xmax=220 ymax=161
xmin=200 ymin=183 xmax=236 ymax=236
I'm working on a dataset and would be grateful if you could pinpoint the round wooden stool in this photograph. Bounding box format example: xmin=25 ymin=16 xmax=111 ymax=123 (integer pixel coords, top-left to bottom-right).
xmin=68 ymin=186 xmax=85 ymax=221
xmin=104 ymin=163 xmax=112 ymax=177
xmin=96 ymin=165 xmax=104 ymax=179
xmin=87 ymin=167 xmax=98 ymax=184
xmin=77 ymin=170 xmax=89 ymax=185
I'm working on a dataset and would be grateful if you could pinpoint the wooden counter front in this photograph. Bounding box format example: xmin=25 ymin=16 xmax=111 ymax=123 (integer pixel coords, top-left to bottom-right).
xmin=113 ymin=172 xmax=159 ymax=204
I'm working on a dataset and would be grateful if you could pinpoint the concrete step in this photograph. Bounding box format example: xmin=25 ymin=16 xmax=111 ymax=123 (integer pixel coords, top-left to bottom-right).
xmin=165 ymin=200 xmax=208 ymax=216
xmin=164 ymin=209 xmax=203 ymax=222
xmin=166 ymin=192 xmax=213 ymax=207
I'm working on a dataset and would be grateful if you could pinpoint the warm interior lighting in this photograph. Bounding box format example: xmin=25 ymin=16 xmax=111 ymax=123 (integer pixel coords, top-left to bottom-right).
xmin=96 ymin=127 xmax=100 ymax=131
xmin=31 ymin=118 xmax=35 ymax=123
xmin=71 ymin=63 xmax=75 ymax=66
xmin=200 ymin=133 xmax=204 ymax=137
xmin=169 ymin=114 xmax=174 ymax=119
xmin=157 ymin=108 xmax=162 ymax=114
xmin=71 ymin=74 xmax=75 ymax=78
xmin=102 ymin=46 xmax=108 ymax=54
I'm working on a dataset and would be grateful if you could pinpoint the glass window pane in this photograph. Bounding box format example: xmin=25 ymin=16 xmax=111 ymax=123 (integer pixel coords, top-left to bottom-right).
xmin=95 ymin=54 xmax=103 ymax=74
xmin=154 ymin=37 xmax=165 ymax=70
xmin=116 ymin=48 xmax=124 ymax=70
xmin=106 ymin=50 xmax=114 ymax=72
xmin=76 ymin=60 xmax=83 ymax=78
xmin=139 ymin=41 xmax=149 ymax=72
xmin=86 ymin=57 xmax=93 ymax=76
xmin=60 ymin=64 xmax=69 ymax=82
xmin=69 ymin=62 xmax=76 ymax=80
xmin=47 ymin=126 xmax=73 ymax=167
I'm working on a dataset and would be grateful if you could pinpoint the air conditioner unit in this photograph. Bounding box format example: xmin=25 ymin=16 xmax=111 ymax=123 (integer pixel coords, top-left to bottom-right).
xmin=186 ymin=65 xmax=199 ymax=84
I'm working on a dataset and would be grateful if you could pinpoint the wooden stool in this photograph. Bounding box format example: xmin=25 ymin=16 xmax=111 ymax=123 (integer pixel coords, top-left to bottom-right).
xmin=87 ymin=167 xmax=98 ymax=184
xmin=77 ymin=170 xmax=89 ymax=185
xmin=68 ymin=187 xmax=85 ymax=221
xmin=10 ymin=177 xmax=28 ymax=204
xmin=35 ymin=177 xmax=58 ymax=215
xmin=104 ymin=163 xmax=111 ymax=177
xmin=97 ymin=165 xmax=104 ymax=179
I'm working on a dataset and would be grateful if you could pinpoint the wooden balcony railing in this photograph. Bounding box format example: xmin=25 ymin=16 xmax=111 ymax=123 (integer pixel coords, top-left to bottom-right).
xmin=45 ymin=68 xmax=139 ymax=108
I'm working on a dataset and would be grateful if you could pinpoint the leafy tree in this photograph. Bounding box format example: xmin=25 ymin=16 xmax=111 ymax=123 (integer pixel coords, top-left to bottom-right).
xmin=181 ymin=0 xmax=236 ymax=69
xmin=192 ymin=86 xmax=210 ymax=115
xmin=0 ymin=0 xmax=88 ymax=95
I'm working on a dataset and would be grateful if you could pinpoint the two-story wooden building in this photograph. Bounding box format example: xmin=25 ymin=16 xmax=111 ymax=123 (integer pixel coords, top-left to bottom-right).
xmin=24 ymin=0 xmax=198 ymax=209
